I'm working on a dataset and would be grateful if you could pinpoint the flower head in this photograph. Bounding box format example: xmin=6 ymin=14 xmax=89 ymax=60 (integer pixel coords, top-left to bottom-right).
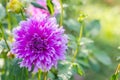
xmin=12 ymin=16 xmax=67 ymax=72
xmin=26 ymin=0 xmax=60 ymax=17
xmin=7 ymin=0 xmax=23 ymax=13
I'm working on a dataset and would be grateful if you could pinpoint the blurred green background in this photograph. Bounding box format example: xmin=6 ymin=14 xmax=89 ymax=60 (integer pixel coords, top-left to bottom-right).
xmin=63 ymin=0 xmax=120 ymax=80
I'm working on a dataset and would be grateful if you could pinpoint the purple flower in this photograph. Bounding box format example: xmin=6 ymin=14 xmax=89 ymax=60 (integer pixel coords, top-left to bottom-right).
xmin=12 ymin=16 xmax=68 ymax=72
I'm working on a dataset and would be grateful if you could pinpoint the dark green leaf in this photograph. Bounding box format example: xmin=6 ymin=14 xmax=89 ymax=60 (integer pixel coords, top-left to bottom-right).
xmin=31 ymin=2 xmax=46 ymax=10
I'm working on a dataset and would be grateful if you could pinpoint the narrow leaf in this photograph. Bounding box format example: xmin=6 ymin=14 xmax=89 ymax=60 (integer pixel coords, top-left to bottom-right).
xmin=31 ymin=2 xmax=46 ymax=10
xmin=47 ymin=0 xmax=54 ymax=15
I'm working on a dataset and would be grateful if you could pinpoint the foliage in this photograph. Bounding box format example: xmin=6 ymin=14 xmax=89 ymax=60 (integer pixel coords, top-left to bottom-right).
xmin=111 ymin=64 xmax=120 ymax=80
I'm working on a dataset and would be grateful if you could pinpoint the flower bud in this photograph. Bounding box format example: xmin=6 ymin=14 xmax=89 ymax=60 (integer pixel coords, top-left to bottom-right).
xmin=77 ymin=12 xmax=87 ymax=23
xmin=7 ymin=51 xmax=15 ymax=58
xmin=7 ymin=0 xmax=23 ymax=13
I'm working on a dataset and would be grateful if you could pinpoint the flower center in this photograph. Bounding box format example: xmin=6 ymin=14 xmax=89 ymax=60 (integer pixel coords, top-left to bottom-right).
xmin=27 ymin=34 xmax=48 ymax=54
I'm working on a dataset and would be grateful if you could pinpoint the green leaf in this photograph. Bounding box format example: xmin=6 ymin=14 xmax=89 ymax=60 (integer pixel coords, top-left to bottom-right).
xmin=6 ymin=58 xmax=28 ymax=80
xmin=0 ymin=40 xmax=6 ymax=49
xmin=67 ymin=34 xmax=77 ymax=50
xmin=47 ymin=0 xmax=54 ymax=15
xmin=116 ymin=56 xmax=120 ymax=61
xmin=86 ymin=20 xmax=101 ymax=37
xmin=93 ymin=48 xmax=111 ymax=65
xmin=88 ymin=56 xmax=100 ymax=72
xmin=77 ymin=60 xmax=90 ymax=68
xmin=47 ymin=71 xmax=55 ymax=80
xmin=0 ymin=4 xmax=6 ymax=20
xmin=58 ymin=70 xmax=72 ymax=80
xmin=64 ymin=19 xmax=80 ymax=33
xmin=72 ymin=63 xmax=84 ymax=76
xmin=80 ymin=37 xmax=94 ymax=45
xmin=58 ymin=61 xmax=72 ymax=80
xmin=111 ymin=74 xmax=118 ymax=80
xmin=31 ymin=2 xmax=46 ymax=10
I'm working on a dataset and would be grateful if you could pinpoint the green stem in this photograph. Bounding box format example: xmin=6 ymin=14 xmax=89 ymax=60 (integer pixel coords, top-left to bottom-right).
xmin=25 ymin=68 xmax=28 ymax=80
xmin=44 ymin=72 xmax=48 ymax=80
xmin=78 ymin=22 xmax=84 ymax=42
xmin=6 ymin=5 xmax=12 ymax=31
xmin=32 ymin=73 xmax=35 ymax=79
xmin=38 ymin=70 xmax=41 ymax=80
xmin=60 ymin=0 xmax=63 ymax=27
xmin=115 ymin=64 xmax=120 ymax=75
xmin=0 ymin=23 xmax=10 ymax=51
xmin=21 ymin=10 xmax=25 ymax=20
xmin=7 ymin=12 xmax=12 ymax=30
xmin=71 ymin=22 xmax=84 ymax=62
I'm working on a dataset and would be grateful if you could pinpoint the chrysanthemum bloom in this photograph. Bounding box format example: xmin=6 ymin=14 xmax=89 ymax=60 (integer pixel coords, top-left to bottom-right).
xmin=26 ymin=0 xmax=61 ymax=17
xmin=12 ymin=16 xmax=68 ymax=72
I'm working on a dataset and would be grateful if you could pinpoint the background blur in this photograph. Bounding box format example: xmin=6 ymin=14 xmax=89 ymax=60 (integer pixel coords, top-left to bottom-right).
xmin=63 ymin=0 xmax=120 ymax=80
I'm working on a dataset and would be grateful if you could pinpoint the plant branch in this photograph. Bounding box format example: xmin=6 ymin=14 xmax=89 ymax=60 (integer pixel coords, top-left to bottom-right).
xmin=59 ymin=0 xmax=63 ymax=27
xmin=71 ymin=22 xmax=84 ymax=62
xmin=44 ymin=72 xmax=48 ymax=80
xmin=38 ymin=70 xmax=41 ymax=80
xmin=0 ymin=22 xmax=10 ymax=51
